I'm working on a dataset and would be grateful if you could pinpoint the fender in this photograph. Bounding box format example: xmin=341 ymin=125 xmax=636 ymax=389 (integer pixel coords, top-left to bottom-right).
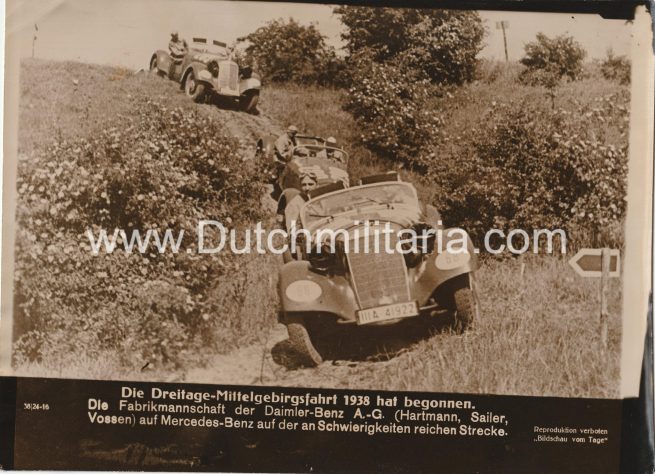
xmin=277 ymin=188 xmax=302 ymax=215
xmin=420 ymin=204 xmax=443 ymax=229
xmin=181 ymin=63 xmax=213 ymax=88
xmin=278 ymin=261 xmax=359 ymax=323
xmin=410 ymin=228 xmax=478 ymax=304
xmin=153 ymin=50 xmax=171 ymax=72
xmin=239 ymin=77 xmax=261 ymax=94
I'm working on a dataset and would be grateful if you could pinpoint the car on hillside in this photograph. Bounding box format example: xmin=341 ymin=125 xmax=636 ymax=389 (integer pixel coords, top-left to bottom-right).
xmin=255 ymin=134 xmax=350 ymax=207
xmin=149 ymin=37 xmax=261 ymax=112
xmin=277 ymin=172 xmax=479 ymax=366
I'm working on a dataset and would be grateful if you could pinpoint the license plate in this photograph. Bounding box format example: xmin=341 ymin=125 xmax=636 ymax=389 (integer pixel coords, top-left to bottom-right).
xmin=356 ymin=301 xmax=419 ymax=325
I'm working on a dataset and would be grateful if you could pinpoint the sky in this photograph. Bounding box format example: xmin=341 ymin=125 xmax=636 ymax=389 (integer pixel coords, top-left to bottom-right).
xmin=7 ymin=0 xmax=634 ymax=70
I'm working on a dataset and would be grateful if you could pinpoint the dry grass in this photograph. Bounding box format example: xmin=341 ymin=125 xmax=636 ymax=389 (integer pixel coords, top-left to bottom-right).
xmin=339 ymin=256 xmax=621 ymax=398
xmin=18 ymin=59 xmax=192 ymax=156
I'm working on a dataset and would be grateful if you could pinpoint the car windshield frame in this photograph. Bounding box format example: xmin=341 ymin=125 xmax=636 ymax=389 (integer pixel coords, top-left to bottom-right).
xmin=291 ymin=144 xmax=349 ymax=162
xmin=300 ymin=181 xmax=419 ymax=229
xmin=189 ymin=39 xmax=229 ymax=57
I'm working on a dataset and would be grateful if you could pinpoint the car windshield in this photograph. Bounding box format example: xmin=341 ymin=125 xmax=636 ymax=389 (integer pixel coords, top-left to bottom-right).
xmin=190 ymin=39 xmax=228 ymax=56
xmin=292 ymin=144 xmax=348 ymax=162
xmin=301 ymin=182 xmax=418 ymax=228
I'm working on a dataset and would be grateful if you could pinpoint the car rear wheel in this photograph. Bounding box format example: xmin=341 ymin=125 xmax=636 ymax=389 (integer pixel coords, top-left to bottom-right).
xmin=287 ymin=317 xmax=323 ymax=367
xmin=452 ymin=276 xmax=478 ymax=333
xmin=184 ymin=72 xmax=206 ymax=103
xmin=240 ymin=90 xmax=259 ymax=113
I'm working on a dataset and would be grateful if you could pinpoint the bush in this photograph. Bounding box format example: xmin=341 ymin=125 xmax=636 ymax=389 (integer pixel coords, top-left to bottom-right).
xmin=601 ymin=50 xmax=630 ymax=85
xmin=519 ymin=33 xmax=586 ymax=86
xmin=344 ymin=52 xmax=442 ymax=170
xmin=432 ymin=95 xmax=628 ymax=248
xmin=237 ymin=18 xmax=344 ymax=86
xmin=335 ymin=7 xmax=483 ymax=170
xmin=335 ymin=7 xmax=484 ymax=86
xmin=14 ymin=98 xmax=268 ymax=367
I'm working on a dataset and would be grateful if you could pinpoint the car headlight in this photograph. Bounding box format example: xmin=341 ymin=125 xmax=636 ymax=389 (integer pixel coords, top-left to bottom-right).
xmin=435 ymin=249 xmax=471 ymax=270
xmin=306 ymin=239 xmax=343 ymax=274
xmin=207 ymin=61 xmax=219 ymax=77
xmin=285 ymin=280 xmax=322 ymax=303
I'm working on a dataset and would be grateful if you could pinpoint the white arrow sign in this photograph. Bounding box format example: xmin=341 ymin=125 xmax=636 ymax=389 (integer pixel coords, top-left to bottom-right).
xmin=568 ymin=248 xmax=621 ymax=278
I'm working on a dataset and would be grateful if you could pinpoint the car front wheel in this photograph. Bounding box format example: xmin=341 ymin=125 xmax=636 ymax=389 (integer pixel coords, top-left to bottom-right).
xmin=184 ymin=72 xmax=206 ymax=103
xmin=240 ymin=90 xmax=259 ymax=113
xmin=287 ymin=317 xmax=323 ymax=367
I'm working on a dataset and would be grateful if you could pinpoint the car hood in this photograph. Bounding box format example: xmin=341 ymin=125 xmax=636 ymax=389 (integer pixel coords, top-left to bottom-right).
xmin=304 ymin=206 xmax=421 ymax=240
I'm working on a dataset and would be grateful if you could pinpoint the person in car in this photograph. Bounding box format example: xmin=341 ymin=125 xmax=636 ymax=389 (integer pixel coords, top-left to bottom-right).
xmin=275 ymin=125 xmax=298 ymax=162
xmin=284 ymin=172 xmax=318 ymax=232
xmin=317 ymin=136 xmax=345 ymax=163
xmin=168 ymin=31 xmax=188 ymax=77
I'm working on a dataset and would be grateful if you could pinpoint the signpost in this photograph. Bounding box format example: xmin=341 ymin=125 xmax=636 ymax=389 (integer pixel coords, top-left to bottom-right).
xmin=568 ymin=248 xmax=621 ymax=278
xmin=495 ymin=21 xmax=509 ymax=62
xmin=569 ymin=248 xmax=621 ymax=348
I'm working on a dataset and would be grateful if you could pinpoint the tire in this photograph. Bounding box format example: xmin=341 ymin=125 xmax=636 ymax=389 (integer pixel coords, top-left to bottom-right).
xmin=149 ymin=57 xmax=166 ymax=78
xmin=184 ymin=71 xmax=206 ymax=103
xmin=453 ymin=284 xmax=478 ymax=334
xmin=287 ymin=318 xmax=323 ymax=367
xmin=240 ymin=90 xmax=259 ymax=113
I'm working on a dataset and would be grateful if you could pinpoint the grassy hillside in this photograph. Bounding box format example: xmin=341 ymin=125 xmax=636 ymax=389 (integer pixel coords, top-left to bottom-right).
xmin=13 ymin=59 xmax=623 ymax=397
xmin=14 ymin=59 xmax=280 ymax=380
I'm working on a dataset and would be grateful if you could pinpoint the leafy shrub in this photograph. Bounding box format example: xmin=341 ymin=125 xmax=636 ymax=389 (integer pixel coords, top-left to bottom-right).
xmin=432 ymin=95 xmax=628 ymax=248
xmin=344 ymin=52 xmax=442 ymax=170
xmin=237 ymin=18 xmax=344 ymax=86
xmin=601 ymin=50 xmax=630 ymax=85
xmin=519 ymin=33 xmax=587 ymax=86
xmin=335 ymin=7 xmax=483 ymax=170
xmin=14 ymin=98 xmax=269 ymax=367
xmin=335 ymin=7 xmax=484 ymax=86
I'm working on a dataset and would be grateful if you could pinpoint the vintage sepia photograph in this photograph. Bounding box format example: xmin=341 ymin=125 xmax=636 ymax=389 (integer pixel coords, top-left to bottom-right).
xmin=0 ymin=0 xmax=650 ymax=400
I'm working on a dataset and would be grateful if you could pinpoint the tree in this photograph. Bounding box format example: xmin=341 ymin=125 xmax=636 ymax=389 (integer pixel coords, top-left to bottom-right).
xmin=600 ymin=49 xmax=630 ymax=85
xmin=334 ymin=7 xmax=485 ymax=85
xmin=519 ymin=33 xmax=586 ymax=85
xmin=237 ymin=18 xmax=343 ymax=85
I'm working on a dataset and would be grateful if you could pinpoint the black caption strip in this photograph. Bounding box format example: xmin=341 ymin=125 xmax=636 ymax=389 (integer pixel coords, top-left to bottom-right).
xmin=1 ymin=377 xmax=626 ymax=473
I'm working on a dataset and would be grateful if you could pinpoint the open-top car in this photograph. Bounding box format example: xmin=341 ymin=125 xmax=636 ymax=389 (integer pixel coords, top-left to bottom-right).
xmin=150 ymin=37 xmax=261 ymax=112
xmin=255 ymin=134 xmax=350 ymax=206
xmin=277 ymin=172 xmax=479 ymax=366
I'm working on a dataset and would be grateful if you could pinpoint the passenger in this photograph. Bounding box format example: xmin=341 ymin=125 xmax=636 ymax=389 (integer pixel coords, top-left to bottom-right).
xmin=317 ymin=136 xmax=346 ymax=163
xmin=285 ymin=172 xmax=318 ymax=232
xmin=275 ymin=125 xmax=298 ymax=163
xmin=168 ymin=31 xmax=188 ymax=77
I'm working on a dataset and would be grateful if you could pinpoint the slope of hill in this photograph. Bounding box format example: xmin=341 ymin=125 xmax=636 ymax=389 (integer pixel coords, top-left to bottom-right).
xmin=12 ymin=59 xmax=622 ymax=398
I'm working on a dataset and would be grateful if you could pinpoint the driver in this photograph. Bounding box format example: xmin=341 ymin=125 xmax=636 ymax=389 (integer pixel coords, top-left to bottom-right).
xmin=275 ymin=125 xmax=298 ymax=163
xmin=284 ymin=172 xmax=318 ymax=232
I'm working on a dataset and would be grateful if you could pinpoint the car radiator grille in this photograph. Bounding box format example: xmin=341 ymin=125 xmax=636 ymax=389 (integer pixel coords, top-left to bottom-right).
xmin=345 ymin=233 xmax=411 ymax=309
xmin=218 ymin=61 xmax=239 ymax=91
